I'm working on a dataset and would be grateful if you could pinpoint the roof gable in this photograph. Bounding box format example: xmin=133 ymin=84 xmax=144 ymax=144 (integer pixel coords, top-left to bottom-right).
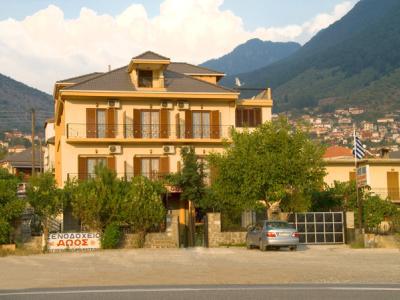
xmin=133 ymin=51 xmax=170 ymax=61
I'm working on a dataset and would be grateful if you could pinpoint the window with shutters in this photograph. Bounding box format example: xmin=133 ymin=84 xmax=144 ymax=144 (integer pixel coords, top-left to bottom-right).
xmin=141 ymin=157 xmax=160 ymax=179
xmin=86 ymin=108 xmax=116 ymax=138
xmin=138 ymin=70 xmax=153 ymax=88
xmin=141 ymin=110 xmax=160 ymax=138
xmin=192 ymin=111 xmax=210 ymax=138
xmin=235 ymin=107 xmax=262 ymax=127
xmin=87 ymin=157 xmax=107 ymax=178
xmin=96 ymin=109 xmax=106 ymax=138
xmin=387 ymin=171 xmax=400 ymax=200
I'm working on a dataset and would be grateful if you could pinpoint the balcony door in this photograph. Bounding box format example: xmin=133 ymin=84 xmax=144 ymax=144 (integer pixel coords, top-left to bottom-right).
xmin=86 ymin=108 xmax=116 ymax=138
xmin=78 ymin=156 xmax=115 ymax=180
xmin=141 ymin=110 xmax=160 ymax=138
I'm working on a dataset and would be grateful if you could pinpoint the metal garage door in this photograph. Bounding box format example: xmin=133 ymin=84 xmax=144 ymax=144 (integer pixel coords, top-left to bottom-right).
xmin=288 ymin=212 xmax=345 ymax=244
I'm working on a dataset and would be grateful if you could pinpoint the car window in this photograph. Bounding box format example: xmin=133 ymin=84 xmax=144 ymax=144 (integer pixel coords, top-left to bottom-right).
xmin=265 ymin=222 xmax=293 ymax=229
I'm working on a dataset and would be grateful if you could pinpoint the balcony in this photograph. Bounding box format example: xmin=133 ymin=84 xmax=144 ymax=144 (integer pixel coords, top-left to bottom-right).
xmin=66 ymin=123 xmax=233 ymax=143
xmin=67 ymin=172 xmax=170 ymax=181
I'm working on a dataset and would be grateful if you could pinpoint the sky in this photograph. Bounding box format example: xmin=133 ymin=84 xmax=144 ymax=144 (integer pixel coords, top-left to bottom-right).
xmin=0 ymin=0 xmax=359 ymax=93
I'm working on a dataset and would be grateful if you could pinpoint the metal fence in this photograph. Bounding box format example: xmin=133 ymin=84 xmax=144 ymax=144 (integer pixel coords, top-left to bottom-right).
xmin=288 ymin=212 xmax=345 ymax=244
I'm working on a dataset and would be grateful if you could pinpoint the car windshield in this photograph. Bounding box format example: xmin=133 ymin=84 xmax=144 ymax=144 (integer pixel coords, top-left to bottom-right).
xmin=265 ymin=222 xmax=292 ymax=229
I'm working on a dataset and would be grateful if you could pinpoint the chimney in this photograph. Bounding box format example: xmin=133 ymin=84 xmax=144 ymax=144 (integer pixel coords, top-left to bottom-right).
xmin=108 ymin=65 xmax=111 ymax=72
xmin=380 ymin=148 xmax=390 ymax=159
xmin=266 ymin=88 xmax=272 ymax=100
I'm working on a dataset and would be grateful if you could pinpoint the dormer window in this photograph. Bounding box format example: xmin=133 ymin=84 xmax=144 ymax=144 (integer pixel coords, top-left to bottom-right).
xmin=138 ymin=70 xmax=153 ymax=88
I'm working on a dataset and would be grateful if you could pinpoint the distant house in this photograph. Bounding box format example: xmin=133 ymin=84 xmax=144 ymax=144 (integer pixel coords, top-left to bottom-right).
xmin=324 ymin=146 xmax=400 ymax=205
xmin=0 ymin=148 xmax=43 ymax=180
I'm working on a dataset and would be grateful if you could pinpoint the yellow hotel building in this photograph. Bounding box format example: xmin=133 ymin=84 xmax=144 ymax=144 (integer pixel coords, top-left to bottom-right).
xmin=53 ymin=51 xmax=273 ymax=236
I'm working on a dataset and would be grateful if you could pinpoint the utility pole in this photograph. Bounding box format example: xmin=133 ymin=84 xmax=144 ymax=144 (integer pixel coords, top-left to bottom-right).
xmin=31 ymin=109 xmax=36 ymax=176
xmin=38 ymin=133 xmax=42 ymax=173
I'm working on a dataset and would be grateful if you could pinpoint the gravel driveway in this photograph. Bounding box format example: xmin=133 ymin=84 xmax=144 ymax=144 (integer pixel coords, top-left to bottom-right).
xmin=1 ymin=245 xmax=399 ymax=290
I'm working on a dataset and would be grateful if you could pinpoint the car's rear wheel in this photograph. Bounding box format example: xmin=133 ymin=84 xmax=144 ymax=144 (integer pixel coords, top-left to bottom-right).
xmin=289 ymin=246 xmax=297 ymax=251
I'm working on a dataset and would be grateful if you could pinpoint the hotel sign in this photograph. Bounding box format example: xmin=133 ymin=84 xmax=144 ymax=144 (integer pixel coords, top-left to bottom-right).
xmin=357 ymin=166 xmax=369 ymax=188
xmin=47 ymin=232 xmax=101 ymax=251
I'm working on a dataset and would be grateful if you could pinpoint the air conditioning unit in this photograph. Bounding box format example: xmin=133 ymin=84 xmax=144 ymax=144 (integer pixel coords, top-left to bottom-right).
xmin=108 ymin=99 xmax=120 ymax=108
xmin=160 ymin=100 xmax=173 ymax=109
xmin=108 ymin=144 xmax=122 ymax=154
xmin=163 ymin=145 xmax=175 ymax=154
xmin=177 ymin=101 xmax=189 ymax=110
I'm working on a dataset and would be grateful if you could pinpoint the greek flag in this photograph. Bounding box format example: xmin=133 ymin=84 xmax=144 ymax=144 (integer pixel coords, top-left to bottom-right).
xmin=353 ymin=135 xmax=365 ymax=159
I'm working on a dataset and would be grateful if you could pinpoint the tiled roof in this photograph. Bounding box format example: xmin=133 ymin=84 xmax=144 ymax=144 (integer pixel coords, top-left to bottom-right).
xmin=323 ymin=146 xmax=353 ymax=158
xmin=64 ymin=66 xmax=236 ymax=94
xmin=1 ymin=148 xmax=43 ymax=168
xmin=133 ymin=51 xmax=170 ymax=60
xmin=167 ymin=62 xmax=224 ymax=75
xmin=57 ymin=72 xmax=104 ymax=84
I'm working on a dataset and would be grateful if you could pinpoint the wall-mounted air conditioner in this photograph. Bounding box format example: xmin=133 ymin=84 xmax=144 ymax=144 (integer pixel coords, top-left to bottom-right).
xmin=163 ymin=145 xmax=175 ymax=154
xmin=161 ymin=100 xmax=173 ymax=109
xmin=177 ymin=101 xmax=189 ymax=110
xmin=108 ymin=144 xmax=122 ymax=154
xmin=108 ymin=99 xmax=120 ymax=108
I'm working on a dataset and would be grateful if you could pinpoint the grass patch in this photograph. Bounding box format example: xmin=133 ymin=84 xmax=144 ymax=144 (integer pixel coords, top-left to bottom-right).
xmin=0 ymin=247 xmax=42 ymax=257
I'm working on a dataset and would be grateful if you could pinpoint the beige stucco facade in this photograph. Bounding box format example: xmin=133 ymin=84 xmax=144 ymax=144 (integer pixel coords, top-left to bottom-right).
xmin=324 ymin=158 xmax=400 ymax=204
xmin=53 ymin=53 xmax=273 ymax=187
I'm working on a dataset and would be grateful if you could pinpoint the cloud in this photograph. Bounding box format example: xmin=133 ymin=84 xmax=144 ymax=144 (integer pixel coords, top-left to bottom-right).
xmin=0 ymin=0 xmax=356 ymax=93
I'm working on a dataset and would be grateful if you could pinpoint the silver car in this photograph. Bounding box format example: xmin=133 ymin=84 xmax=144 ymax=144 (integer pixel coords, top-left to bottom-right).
xmin=246 ymin=220 xmax=299 ymax=251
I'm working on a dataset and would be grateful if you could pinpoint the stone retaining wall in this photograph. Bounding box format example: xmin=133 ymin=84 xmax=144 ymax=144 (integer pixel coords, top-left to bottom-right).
xmin=122 ymin=215 xmax=179 ymax=249
xmin=207 ymin=213 xmax=246 ymax=247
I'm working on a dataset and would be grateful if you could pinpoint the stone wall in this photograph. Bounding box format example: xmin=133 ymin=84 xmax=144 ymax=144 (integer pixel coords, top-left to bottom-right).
xmin=122 ymin=215 xmax=179 ymax=249
xmin=207 ymin=213 xmax=246 ymax=247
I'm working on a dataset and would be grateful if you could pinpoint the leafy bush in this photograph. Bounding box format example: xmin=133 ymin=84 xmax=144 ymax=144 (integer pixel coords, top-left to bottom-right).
xmin=0 ymin=169 xmax=25 ymax=244
xmin=101 ymin=223 xmax=122 ymax=249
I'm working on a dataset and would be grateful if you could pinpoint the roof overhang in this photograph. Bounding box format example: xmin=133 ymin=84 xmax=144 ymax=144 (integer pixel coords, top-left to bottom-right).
xmin=60 ymin=90 xmax=239 ymax=100
xmin=128 ymin=59 xmax=171 ymax=72
xmin=237 ymin=99 xmax=273 ymax=107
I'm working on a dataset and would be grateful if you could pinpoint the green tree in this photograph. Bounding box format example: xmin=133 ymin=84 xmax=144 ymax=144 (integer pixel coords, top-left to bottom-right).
xmin=0 ymin=169 xmax=25 ymax=244
xmin=167 ymin=146 xmax=206 ymax=206
xmin=208 ymin=117 xmax=326 ymax=215
xmin=69 ymin=166 xmax=127 ymax=231
xmin=121 ymin=176 xmax=166 ymax=247
xmin=27 ymin=172 xmax=62 ymax=244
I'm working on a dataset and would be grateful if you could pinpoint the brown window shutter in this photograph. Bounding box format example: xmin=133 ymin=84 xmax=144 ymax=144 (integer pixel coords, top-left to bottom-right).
xmin=243 ymin=108 xmax=249 ymax=127
xmin=106 ymin=108 xmax=116 ymax=138
xmin=160 ymin=109 xmax=168 ymax=138
xmin=107 ymin=156 xmax=116 ymax=172
xmin=175 ymin=113 xmax=180 ymax=139
xmin=133 ymin=109 xmax=141 ymax=138
xmin=349 ymin=172 xmax=356 ymax=181
xmin=235 ymin=108 xmax=243 ymax=127
xmin=254 ymin=108 xmax=262 ymax=126
xmin=387 ymin=172 xmax=399 ymax=200
xmin=210 ymin=110 xmax=220 ymax=139
xmin=160 ymin=156 xmax=170 ymax=177
xmin=86 ymin=108 xmax=96 ymax=138
xmin=185 ymin=110 xmax=193 ymax=138
xmin=122 ymin=110 xmax=126 ymax=138
xmin=78 ymin=157 xmax=87 ymax=180
xmin=248 ymin=108 xmax=255 ymax=127
xmin=133 ymin=156 xmax=141 ymax=176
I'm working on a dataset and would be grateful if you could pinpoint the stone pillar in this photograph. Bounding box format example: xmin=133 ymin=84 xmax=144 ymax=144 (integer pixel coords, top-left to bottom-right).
xmin=165 ymin=214 xmax=179 ymax=247
xmin=207 ymin=213 xmax=221 ymax=248
xmin=345 ymin=211 xmax=356 ymax=244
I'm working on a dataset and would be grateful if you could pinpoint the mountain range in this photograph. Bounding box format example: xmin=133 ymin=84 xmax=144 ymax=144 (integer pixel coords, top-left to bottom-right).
xmin=217 ymin=0 xmax=400 ymax=114
xmin=200 ymin=39 xmax=300 ymax=76
xmin=0 ymin=73 xmax=53 ymax=132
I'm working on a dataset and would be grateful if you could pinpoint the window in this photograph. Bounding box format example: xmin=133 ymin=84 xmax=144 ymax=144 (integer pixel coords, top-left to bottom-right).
xmin=141 ymin=110 xmax=160 ymax=138
xmin=138 ymin=70 xmax=153 ymax=88
xmin=236 ymin=107 xmax=262 ymax=127
xmin=87 ymin=157 xmax=107 ymax=178
xmin=96 ymin=109 xmax=106 ymax=138
xmin=141 ymin=158 xmax=160 ymax=179
xmin=192 ymin=111 xmax=210 ymax=138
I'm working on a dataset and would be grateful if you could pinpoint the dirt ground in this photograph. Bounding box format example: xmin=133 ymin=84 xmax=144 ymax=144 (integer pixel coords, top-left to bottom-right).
xmin=0 ymin=245 xmax=399 ymax=290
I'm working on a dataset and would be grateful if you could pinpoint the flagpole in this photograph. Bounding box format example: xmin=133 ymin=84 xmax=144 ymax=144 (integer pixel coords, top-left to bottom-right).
xmin=353 ymin=126 xmax=362 ymax=231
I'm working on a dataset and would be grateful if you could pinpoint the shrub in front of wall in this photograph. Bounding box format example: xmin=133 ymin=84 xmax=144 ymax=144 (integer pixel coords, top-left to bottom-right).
xmin=101 ymin=223 xmax=122 ymax=249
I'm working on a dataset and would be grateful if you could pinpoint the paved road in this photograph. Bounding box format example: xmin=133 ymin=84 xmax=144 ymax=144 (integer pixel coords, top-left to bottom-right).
xmin=1 ymin=246 xmax=399 ymax=290
xmin=0 ymin=285 xmax=400 ymax=300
